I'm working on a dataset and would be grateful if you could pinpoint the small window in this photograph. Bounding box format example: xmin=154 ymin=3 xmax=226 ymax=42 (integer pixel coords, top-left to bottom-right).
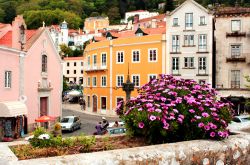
xmin=117 ymin=51 xmax=124 ymax=63
xmin=184 ymin=35 xmax=194 ymax=46
xmin=93 ymin=55 xmax=97 ymax=66
xmin=101 ymin=53 xmax=107 ymax=66
xmin=74 ymin=70 xmax=76 ymax=74
xmin=200 ymin=16 xmax=206 ymax=25
xmin=81 ymin=70 xmax=83 ymax=74
xmin=185 ymin=13 xmax=193 ymax=29
xmin=172 ymin=57 xmax=179 ymax=71
xmin=231 ymin=20 xmax=241 ymax=32
xmin=81 ymin=62 xmax=83 ymax=66
xmin=149 ymin=49 xmax=157 ymax=62
xmin=4 ymin=71 xmax=11 ymax=88
xmin=101 ymin=97 xmax=107 ymax=110
xmin=184 ymin=57 xmax=194 ymax=68
xmin=93 ymin=77 xmax=97 ymax=87
xmin=87 ymin=77 xmax=90 ymax=86
xmin=148 ymin=74 xmax=157 ymax=81
xmin=231 ymin=70 xmax=240 ymax=88
xmin=173 ymin=18 xmax=178 ymax=26
xmin=231 ymin=45 xmax=241 ymax=58
xmin=116 ymin=75 xmax=124 ymax=87
xmin=74 ymin=62 xmax=77 ymax=66
xmin=67 ymin=62 xmax=70 ymax=66
xmin=67 ymin=70 xmax=69 ymax=74
xmin=87 ymin=96 xmax=90 ymax=107
xmin=101 ymin=76 xmax=107 ymax=87
xmin=132 ymin=50 xmax=140 ymax=63
xmin=87 ymin=56 xmax=90 ymax=66
xmin=132 ymin=75 xmax=140 ymax=87
xmin=42 ymin=54 xmax=47 ymax=72
xmin=198 ymin=57 xmax=206 ymax=70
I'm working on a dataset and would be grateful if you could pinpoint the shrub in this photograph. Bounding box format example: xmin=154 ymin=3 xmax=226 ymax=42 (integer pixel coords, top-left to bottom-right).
xmin=116 ymin=74 xmax=233 ymax=144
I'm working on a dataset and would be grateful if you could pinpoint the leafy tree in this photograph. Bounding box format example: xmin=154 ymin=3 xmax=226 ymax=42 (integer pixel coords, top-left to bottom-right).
xmin=90 ymin=12 xmax=100 ymax=17
xmin=60 ymin=44 xmax=73 ymax=57
xmin=164 ymin=0 xmax=175 ymax=12
xmin=245 ymin=76 xmax=250 ymax=88
xmin=107 ymin=7 xmax=121 ymax=24
xmin=0 ymin=8 xmax=5 ymax=22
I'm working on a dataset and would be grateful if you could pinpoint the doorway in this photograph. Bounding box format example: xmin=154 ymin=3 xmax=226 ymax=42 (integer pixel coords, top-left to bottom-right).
xmin=92 ymin=95 xmax=97 ymax=112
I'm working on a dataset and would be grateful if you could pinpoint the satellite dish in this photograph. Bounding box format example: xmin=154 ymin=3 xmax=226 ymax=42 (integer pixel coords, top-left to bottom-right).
xmin=19 ymin=95 xmax=27 ymax=103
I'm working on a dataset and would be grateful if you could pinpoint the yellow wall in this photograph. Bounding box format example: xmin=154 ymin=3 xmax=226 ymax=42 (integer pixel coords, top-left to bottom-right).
xmin=84 ymin=34 xmax=166 ymax=115
xmin=84 ymin=18 xmax=109 ymax=32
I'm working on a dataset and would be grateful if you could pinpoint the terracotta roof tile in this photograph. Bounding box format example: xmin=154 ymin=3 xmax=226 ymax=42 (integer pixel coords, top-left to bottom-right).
xmin=138 ymin=14 xmax=166 ymax=23
xmin=0 ymin=31 xmax=12 ymax=47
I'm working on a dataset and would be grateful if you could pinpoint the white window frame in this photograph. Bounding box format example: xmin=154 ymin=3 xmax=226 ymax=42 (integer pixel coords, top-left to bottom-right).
xmin=100 ymin=96 xmax=107 ymax=110
xmin=101 ymin=75 xmax=107 ymax=87
xmin=148 ymin=74 xmax=157 ymax=82
xmin=92 ymin=76 xmax=97 ymax=87
xmin=200 ymin=16 xmax=206 ymax=25
xmin=185 ymin=13 xmax=193 ymax=30
xmin=87 ymin=77 xmax=90 ymax=87
xmin=173 ymin=18 xmax=178 ymax=26
xmin=116 ymin=51 xmax=124 ymax=64
xmin=101 ymin=52 xmax=107 ymax=67
xmin=172 ymin=35 xmax=180 ymax=52
xmin=92 ymin=54 xmax=97 ymax=67
xmin=87 ymin=95 xmax=91 ymax=108
xmin=198 ymin=34 xmax=207 ymax=52
xmin=231 ymin=70 xmax=240 ymax=88
xmin=116 ymin=75 xmax=124 ymax=87
xmin=231 ymin=20 xmax=241 ymax=32
xmin=132 ymin=74 xmax=140 ymax=87
xmin=231 ymin=44 xmax=241 ymax=58
xmin=184 ymin=35 xmax=194 ymax=46
xmin=198 ymin=57 xmax=206 ymax=70
xmin=148 ymin=49 xmax=158 ymax=62
xmin=172 ymin=57 xmax=179 ymax=71
xmin=132 ymin=50 xmax=140 ymax=63
xmin=184 ymin=57 xmax=194 ymax=68
xmin=4 ymin=71 xmax=11 ymax=88
xmin=87 ymin=56 xmax=91 ymax=67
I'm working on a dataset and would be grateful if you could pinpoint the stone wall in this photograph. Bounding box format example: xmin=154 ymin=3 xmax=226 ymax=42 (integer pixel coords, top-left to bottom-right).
xmin=14 ymin=133 xmax=250 ymax=165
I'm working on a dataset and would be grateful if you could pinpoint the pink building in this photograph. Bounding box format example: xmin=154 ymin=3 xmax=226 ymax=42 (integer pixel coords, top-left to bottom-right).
xmin=0 ymin=16 xmax=62 ymax=140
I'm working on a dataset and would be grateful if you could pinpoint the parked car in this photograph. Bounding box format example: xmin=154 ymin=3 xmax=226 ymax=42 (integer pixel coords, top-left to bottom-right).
xmin=108 ymin=121 xmax=125 ymax=128
xmin=60 ymin=116 xmax=81 ymax=132
xmin=107 ymin=127 xmax=126 ymax=135
xmin=228 ymin=115 xmax=250 ymax=131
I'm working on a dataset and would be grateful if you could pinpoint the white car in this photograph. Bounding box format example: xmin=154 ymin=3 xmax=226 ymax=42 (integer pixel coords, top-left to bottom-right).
xmin=108 ymin=121 xmax=125 ymax=128
xmin=60 ymin=116 xmax=81 ymax=132
xmin=228 ymin=115 xmax=250 ymax=131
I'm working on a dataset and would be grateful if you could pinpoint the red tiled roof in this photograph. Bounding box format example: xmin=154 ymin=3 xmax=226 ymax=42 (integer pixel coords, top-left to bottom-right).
xmin=0 ymin=31 xmax=12 ymax=47
xmin=215 ymin=7 xmax=250 ymax=16
xmin=64 ymin=57 xmax=83 ymax=60
xmin=0 ymin=23 xmax=9 ymax=29
xmin=138 ymin=14 xmax=166 ymax=23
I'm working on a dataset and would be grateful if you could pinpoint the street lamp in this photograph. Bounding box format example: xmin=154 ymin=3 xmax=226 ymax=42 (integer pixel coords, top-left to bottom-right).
xmin=122 ymin=63 xmax=135 ymax=103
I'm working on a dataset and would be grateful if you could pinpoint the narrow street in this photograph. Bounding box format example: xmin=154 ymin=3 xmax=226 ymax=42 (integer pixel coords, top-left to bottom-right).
xmin=62 ymin=104 xmax=120 ymax=137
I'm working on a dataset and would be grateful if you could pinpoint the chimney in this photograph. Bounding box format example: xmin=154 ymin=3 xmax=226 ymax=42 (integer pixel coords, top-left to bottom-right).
xmin=134 ymin=14 xmax=139 ymax=24
xmin=12 ymin=15 xmax=27 ymax=50
xmin=151 ymin=19 xmax=157 ymax=28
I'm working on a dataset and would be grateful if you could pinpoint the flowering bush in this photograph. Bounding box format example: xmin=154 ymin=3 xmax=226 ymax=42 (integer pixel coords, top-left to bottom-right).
xmin=116 ymin=74 xmax=233 ymax=144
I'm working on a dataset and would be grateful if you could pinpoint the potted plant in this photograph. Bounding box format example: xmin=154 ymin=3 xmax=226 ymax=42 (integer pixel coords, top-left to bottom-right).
xmin=52 ymin=122 xmax=62 ymax=137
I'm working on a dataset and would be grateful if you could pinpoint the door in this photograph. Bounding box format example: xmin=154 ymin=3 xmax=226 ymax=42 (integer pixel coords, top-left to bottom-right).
xmin=93 ymin=95 xmax=97 ymax=112
xmin=40 ymin=97 xmax=48 ymax=116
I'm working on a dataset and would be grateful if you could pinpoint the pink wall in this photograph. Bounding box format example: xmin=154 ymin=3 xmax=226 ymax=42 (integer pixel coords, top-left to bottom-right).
xmin=0 ymin=49 xmax=20 ymax=101
xmin=23 ymin=30 xmax=62 ymax=124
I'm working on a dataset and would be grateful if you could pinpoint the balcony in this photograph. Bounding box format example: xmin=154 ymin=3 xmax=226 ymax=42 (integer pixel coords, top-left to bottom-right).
xmin=196 ymin=68 xmax=208 ymax=76
xmin=226 ymin=31 xmax=246 ymax=37
xmin=84 ymin=63 xmax=107 ymax=72
xmin=226 ymin=56 xmax=246 ymax=62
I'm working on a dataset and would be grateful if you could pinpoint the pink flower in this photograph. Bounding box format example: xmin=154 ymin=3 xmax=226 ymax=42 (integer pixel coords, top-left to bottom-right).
xmin=210 ymin=132 xmax=215 ymax=137
xmin=218 ymin=131 xmax=223 ymax=137
xmin=138 ymin=122 xmax=144 ymax=128
xmin=202 ymin=112 xmax=210 ymax=118
xmin=173 ymin=109 xmax=179 ymax=113
xmin=155 ymin=108 xmax=162 ymax=113
xmin=163 ymin=123 xmax=170 ymax=130
xmin=178 ymin=114 xmax=184 ymax=119
xmin=177 ymin=118 xmax=183 ymax=123
xmin=204 ymin=125 xmax=210 ymax=131
xmin=189 ymin=109 xmax=195 ymax=113
xmin=198 ymin=122 xmax=204 ymax=128
xmin=160 ymin=97 xmax=167 ymax=102
xmin=138 ymin=108 xmax=143 ymax=111
xmin=146 ymin=103 xmax=153 ymax=108
xmin=149 ymin=115 xmax=156 ymax=121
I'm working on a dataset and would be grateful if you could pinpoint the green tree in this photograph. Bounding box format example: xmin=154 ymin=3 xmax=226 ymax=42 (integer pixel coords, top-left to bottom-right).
xmin=0 ymin=8 xmax=5 ymax=22
xmin=164 ymin=0 xmax=175 ymax=12
xmin=107 ymin=7 xmax=121 ymax=24
xmin=60 ymin=44 xmax=73 ymax=57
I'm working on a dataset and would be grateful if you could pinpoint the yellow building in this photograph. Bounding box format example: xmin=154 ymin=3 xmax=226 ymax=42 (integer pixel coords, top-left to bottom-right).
xmin=84 ymin=17 xmax=109 ymax=32
xmin=83 ymin=28 xmax=166 ymax=115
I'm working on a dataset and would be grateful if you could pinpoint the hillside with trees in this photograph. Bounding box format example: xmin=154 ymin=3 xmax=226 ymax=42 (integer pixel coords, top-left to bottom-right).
xmin=0 ymin=0 xmax=249 ymax=29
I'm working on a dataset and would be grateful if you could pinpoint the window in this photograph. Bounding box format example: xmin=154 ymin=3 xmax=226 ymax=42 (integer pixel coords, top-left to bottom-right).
xmin=67 ymin=70 xmax=69 ymax=74
xmin=184 ymin=35 xmax=194 ymax=46
xmin=87 ymin=56 xmax=90 ymax=67
xmin=198 ymin=57 xmax=206 ymax=70
xmin=116 ymin=75 xmax=124 ymax=87
xmin=173 ymin=18 xmax=178 ymax=26
xmin=87 ymin=96 xmax=90 ymax=107
xmin=184 ymin=57 xmax=194 ymax=68
xmin=132 ymin=75 xmax=140 ymax=87
xmin=92 ymin=77 xmax=97 ymax=87
xmin=74 ymin=62 xmax=76 ymax=66
xmin=116 ymin=97 xmax=124 ymax=106
xmin=231 ymin=70 xmax=240 ymax=88
xmin=87 ymin=77 xmax=90 ymax=86
xmin=149 ymin=49 xmax=157 ymax=62
xmin=117 ymin=51 xmax=124 ymax=63
xmin=101 ymin=76 xmax=107 ymax=87
xmin=172 ymin=35 xmax=180 ymax=52
xmin=93 ymin=55 xmax=97 ymax=66
xmin=148 ymin=74 xmax=157 ymax=81
xmin=172 ymin=57 xmax=179 ymax=71
xmin=231 ymin=20 xmax=241 ymax=32
xmin=42 ymin=55 xmax=47 ymax=72
xmin=67 ymin=62 xmax=70 ymax=66
xmin=81 ymin=62 xmax=83 ymax=66
xmin=101 ymin=97 xmax=107 ymax=110
xmin=101 ymin=53 xmax=107 ymax=66
xmin=132 ymin=50 xmax=140 ymax=62
xmin=231 ymin=45 xmax=241 ymax=58
xmin=74 ymin=70 xmax=76 ymax=74
xmin=81 ymin=70 xmax=83 ymax=74
xmin=4 ymin=71 xmax=11 ymax=88
xmin=200 ymin=16 xmax=206 ymax=25
xmin=198 ymin=34 xmax=207 ymax=52
xmin=185 ymin=13 xmax=193 ymax=29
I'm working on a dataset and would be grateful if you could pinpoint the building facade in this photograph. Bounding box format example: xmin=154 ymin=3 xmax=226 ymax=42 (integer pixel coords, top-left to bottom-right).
xmin=84 ymin=17 xmax=109 ymax=32
xmin=122 ymin=10 xmax=159 ymax=23
xmin=165 ymin=0 xmax=213 ymax=85
xmin=214 ymin=7 xmax=250 ymax=114
xmin=83 ymin=28 xmax=166 ymax=115
xmin=63 ymin=57 xmax=84 ymax=85
xmin=0 ymin=16 xmax=62 ymax=137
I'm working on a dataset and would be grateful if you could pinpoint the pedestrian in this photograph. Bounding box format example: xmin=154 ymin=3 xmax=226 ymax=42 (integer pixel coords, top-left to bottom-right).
xmin=82 ymin=99 xmax=86 ymax=110
xmin=79 ymin=97 xmax=84 ymax=110
xmin=101 ymin=117 xmax=109 ymax=132
xmin=114 ymin=121 xmax=119 ymax=127
xmin=94 ymin=122 xmax=102 ymax=135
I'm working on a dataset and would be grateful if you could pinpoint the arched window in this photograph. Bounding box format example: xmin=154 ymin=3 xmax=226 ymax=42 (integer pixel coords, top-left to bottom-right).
xmin=42 ymin=55 xmax=47 ymax=72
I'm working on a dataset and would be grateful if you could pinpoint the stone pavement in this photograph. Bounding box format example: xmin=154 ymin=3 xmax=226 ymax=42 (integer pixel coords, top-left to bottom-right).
xmin=62 ymin=103 xmax=118 ymax=118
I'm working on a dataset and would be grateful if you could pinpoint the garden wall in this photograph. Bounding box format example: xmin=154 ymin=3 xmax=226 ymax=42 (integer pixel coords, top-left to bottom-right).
xmin=16 ymin=133 xmax=250 ymax=165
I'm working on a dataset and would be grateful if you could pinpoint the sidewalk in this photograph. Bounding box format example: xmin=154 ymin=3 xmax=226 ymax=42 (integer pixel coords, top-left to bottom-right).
xmin=62 ymin=103 xmax=119 ymax=118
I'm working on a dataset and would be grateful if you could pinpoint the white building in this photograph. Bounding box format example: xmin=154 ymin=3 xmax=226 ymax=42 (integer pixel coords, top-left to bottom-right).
xmin=165 ymin=0 xmax=213 ymax=85
xmin=63 ymin=57 xmax=84 ymax=85
xmin=214 ymin=6 xmax=250 ymax=114
xmin=122 ymin=10 xmax=159 ymax=23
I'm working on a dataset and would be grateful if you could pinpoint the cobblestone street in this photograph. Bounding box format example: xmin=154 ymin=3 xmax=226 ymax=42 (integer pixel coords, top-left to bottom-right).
xmin=62 ymin=103 xmax=120 ymax=137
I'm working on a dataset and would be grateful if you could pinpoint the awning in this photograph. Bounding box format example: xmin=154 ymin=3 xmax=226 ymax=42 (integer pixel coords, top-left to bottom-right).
xmin=0 ymin=101 xmax=28 ymax=117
